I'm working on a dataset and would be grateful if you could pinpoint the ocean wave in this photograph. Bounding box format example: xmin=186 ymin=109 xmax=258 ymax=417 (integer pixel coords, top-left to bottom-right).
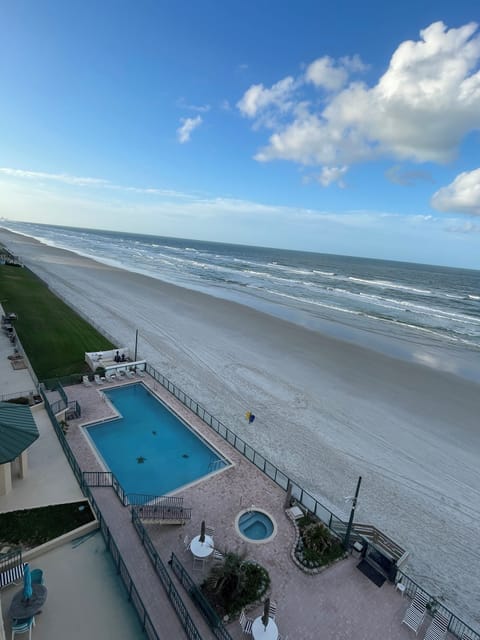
xmin=348 ymin=276 xmax=432 ymax=295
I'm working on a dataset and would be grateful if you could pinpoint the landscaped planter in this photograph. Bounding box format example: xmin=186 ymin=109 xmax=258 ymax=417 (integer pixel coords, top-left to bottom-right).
xmin=286 ymin=510 xmax=347 ymax=575
xmin=0 ymin=500 xmax=97 ymax=552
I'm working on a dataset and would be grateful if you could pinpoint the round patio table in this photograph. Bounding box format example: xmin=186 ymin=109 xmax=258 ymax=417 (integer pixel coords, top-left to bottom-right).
xmin=9 ymin=583 xmax=48 ymax=619
xmin=190 ymin=534 xmax=214 ymax=558
xmin=251 ymin=616 xmax=278 ymax=640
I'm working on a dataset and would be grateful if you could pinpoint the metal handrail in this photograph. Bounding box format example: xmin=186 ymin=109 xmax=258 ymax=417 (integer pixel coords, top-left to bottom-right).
xmin=170 ymin=552 xmax=233 ymax=640
xmin=131 ymin=509 xmax=204 ymax=640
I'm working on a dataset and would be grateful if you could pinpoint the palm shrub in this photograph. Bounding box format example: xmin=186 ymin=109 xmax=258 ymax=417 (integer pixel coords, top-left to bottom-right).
xmin=296 ymin=516 xmax=345 ymax=568
xmin=201 ymin=551 xmax=270 ymax=617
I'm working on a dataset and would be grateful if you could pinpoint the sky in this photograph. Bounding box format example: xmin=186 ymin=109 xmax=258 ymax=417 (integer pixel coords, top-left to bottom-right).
xmin=0 ymin=0 xmax=480 ymax=268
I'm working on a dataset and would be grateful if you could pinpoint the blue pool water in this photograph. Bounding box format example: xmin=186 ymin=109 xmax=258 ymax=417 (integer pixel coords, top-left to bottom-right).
xmin=86 ymin=384 xmax=227 ymax=497
xmin=238 ymin=511 xmax=274 ymax=540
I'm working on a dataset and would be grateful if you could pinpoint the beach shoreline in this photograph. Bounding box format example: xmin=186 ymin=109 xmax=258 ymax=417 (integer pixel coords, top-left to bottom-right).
xmin=1 ymin=227 xmax=479 ymax=628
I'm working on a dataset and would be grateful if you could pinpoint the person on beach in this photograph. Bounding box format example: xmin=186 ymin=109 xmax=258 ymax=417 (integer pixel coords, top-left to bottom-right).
xmin=245 ymin=411 xmax=255 ymax=424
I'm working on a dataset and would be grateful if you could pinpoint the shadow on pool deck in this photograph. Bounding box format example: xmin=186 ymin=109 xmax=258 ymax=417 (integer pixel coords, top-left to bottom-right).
xmin=64 ymin=378 xmax=455 ymax=640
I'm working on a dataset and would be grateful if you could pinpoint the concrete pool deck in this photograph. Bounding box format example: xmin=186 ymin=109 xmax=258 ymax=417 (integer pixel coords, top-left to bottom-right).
xmin=63 ymin=376 xmax=459 ymax=640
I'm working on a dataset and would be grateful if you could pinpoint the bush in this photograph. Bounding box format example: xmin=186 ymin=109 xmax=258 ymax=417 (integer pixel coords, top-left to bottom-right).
xmin=201 ymin=552 xmax=270 ymax=617
xmin=6 ymin=397 xmax=30 ymax=405
xmin=0 ymin=501 xmax=95 ymax=548
xmin=295 ymin=517 xmax=345 ymax=569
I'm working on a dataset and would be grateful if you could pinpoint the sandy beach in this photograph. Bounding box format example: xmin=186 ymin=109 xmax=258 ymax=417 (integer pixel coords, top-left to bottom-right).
xmin=1 ymin=228 xmax=479 ymax=628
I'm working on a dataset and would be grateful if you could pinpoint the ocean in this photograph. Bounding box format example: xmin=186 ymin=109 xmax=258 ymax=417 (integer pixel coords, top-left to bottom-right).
xmin=2 ymin=220 xmax=480 ymax=382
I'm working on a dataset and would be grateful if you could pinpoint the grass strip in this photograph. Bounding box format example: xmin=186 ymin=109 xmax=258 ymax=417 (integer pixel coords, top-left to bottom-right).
xmin=0 ymin=500 xmax=95 ymax=548
xmin=0 ymin=263 xmax=114 ymax=380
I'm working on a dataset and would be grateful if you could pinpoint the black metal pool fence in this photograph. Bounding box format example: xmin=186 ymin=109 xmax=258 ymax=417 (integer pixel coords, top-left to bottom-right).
xmin=144 ymin=363 xmax=480 ymax=640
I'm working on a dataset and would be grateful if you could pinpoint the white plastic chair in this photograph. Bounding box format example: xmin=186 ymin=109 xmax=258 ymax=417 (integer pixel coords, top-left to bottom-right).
xmin=183 ymin=534 xmax=191 ymax=553
xmin=82 ymin=375 xmax=92 ymax=387
xmin=0 ymin=562 xmax=25 ymax=588
xmin=239 ymin=609 xmax=253 ymax=635
xmin=424 ymin=612 xmax=449 ymax=640
xmin=11 ymin=616 xmax=35 ymax=639
xmin=94 ymin=374 xmax=104 ymax=385
xmin=205 ymin=525 xmax=215 ymax=537
xmin=212 ymin=549 xmax=224 ymax=562
xmin=268 ymin=600 xmax=277 ymax=619
xmin=192 ymin=557 xmax=205 ymax=572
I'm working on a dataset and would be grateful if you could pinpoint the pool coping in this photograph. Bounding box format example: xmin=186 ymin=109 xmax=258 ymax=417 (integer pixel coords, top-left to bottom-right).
xmin=235 ymin=507 xmax=278 ymax=544
xmin=77 ymin=381 xmax=235 ymax=498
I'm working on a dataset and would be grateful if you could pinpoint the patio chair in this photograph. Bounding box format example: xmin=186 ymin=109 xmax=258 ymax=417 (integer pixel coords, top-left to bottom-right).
xmin=11 ymin=616 xmax=35 ymax=639
xmin=0 ymin=563 xmax=25 ymax=589
xmin=402 ymin=591 xmax=428 ymax=635
xmin=239 ymin=609 xmax=253 ymax=635
xmin=82 ymin=375 xmax=92 ymax=387
xmin=30 ymin=568 xmax=44 ymax=585
xmin=94 ymin=374 xmax=104 ymax=385
xmin=125 ymin=369 xmax=135 ymax=379
xmin=192 ymin=557 xmax=205 ymax=572
xmin=117 ymin=369 xmax=126 ymax=378
xmin=424 ymin=612 xmax=449 ymax=640
xmin=205 ymin=525 xmax=215 ymax=537
xmin=183 ymin=534 xmax=191 ymax=553
xmin=268 ymin=600 xmax=277 ymax=619
xmin=212 ymin=549 xmax=224 ymax=563
xmin=136 ymin=369 xmax=146 ymax=377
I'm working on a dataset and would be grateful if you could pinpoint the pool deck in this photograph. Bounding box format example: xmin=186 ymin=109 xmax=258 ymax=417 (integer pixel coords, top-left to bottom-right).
xmin=63 ymin=376 xmax=458 ymax=640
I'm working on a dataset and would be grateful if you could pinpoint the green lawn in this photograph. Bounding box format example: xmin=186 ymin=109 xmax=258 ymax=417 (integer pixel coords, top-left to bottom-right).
xmin=0 ymin=500 xmax=95 ymax=548
xmin=0 ymin=264 xmax=114 ymax=380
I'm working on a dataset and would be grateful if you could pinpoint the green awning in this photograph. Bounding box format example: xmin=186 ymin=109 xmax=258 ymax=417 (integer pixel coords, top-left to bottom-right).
xmin=0 ymin=402 xmax=39 ymax=464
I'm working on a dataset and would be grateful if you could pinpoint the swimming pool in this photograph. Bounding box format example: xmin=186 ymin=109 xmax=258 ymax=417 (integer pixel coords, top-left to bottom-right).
xmin=85 ymin=384 xmax=228 ymax=497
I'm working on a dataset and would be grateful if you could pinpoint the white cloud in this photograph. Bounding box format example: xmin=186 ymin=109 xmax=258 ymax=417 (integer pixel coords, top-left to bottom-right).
xmin=0 ymin=167 xmax=108 ymax=186
xmin=318 ymin=165 xmax=348 ymax=187
xmin=305 ymin=56 xmax=349 ymax=91
xmin=0 ymin=166 xmax=195 ymax=199
xmin=239 ymin=21 xmax=480 ymax=173
xmin=177 ymin=98 xmax=210 ymax=112
xmin=177 ymin=116 xmax=203 ymax=143
xmin=385 ymin=165 xmax=434 ymax=186
xmin=431 ymin=168 xmax=480 ymax=215
xmin=236 ymin=76 xmax=296 ymax=119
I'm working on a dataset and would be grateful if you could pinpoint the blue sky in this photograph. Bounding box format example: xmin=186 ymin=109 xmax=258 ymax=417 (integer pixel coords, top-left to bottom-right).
xmin=0 ymin=1 xmax=479 ymax=268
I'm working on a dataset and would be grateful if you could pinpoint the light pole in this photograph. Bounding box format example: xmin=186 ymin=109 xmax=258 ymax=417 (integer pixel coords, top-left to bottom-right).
xmin=344 ymin=475 xmax=362 ymax=551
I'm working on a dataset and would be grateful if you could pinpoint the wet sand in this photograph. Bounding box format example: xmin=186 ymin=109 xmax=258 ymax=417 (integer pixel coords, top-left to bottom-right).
xmin=1 ymin=228 xmax=479 ymax=628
